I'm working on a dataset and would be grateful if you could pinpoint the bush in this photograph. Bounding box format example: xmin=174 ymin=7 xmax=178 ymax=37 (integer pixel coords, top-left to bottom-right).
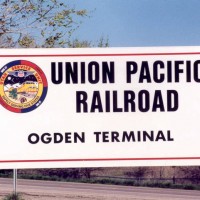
xmin=3 ymin=193 xmax=24 ymax=200
xmin=183 ymin=184 xmax=195 ymax=190
xmin=123 ymin=180 xmax=135 ymax=186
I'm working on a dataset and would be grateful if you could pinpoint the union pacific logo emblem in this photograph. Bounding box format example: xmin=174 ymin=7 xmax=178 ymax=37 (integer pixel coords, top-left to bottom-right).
xmin=0 ymin=60 xmax=48 ymax=113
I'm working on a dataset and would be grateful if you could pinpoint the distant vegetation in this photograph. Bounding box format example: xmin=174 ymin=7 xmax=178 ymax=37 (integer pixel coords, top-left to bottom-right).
xmin=1 ymin=166 xmax=200 ymax=191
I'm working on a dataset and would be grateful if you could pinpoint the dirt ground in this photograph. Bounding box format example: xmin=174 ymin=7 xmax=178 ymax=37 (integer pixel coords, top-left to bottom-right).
xmin=1 ymin=178 xmax=200 ymax=200
xmin=0 ymin=191 xmax=140 ymax=200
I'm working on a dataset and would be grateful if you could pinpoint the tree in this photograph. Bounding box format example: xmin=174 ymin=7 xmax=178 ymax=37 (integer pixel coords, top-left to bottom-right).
xmin=79 ymin=168 xmax=103 ymax=179
xmin=0 ymin=0 xmax=87 ymax=48
xmin=37 ymin=168 xmax=103 ymax=180
xmin=67 ymin=37 xmax=109 ymax=48
xmin=179 ymin=166 xmax=200 ymax=184
xmin=125 ymin=167 xmax=150 ymax=181
xmin=38 ymin=168 xmax=82 ymax=179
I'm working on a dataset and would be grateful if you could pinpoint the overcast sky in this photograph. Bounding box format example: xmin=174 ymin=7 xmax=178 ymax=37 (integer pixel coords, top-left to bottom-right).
xmin=69 ymin=0 xmax=200 ymax=47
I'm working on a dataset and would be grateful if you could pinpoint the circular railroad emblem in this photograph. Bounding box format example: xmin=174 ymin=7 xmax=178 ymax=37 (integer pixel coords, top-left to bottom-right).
xmin=0 ymin=60 xmax=48 ymax=113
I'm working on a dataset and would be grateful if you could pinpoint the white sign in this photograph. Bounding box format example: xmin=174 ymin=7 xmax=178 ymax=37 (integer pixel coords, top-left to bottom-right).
xmin=0 ymin=47 xmax=200 ymax=169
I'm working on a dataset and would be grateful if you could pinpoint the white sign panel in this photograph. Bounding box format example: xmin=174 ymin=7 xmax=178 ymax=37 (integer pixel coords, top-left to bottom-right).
xmin=0 ymin=47 xmax=200 ymax=169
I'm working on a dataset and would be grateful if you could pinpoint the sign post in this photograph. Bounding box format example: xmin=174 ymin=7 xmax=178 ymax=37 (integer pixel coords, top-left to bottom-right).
xmin=13 ymin=169 xmax=17 ymax=196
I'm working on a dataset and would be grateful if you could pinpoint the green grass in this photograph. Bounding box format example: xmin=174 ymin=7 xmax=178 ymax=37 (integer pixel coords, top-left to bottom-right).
xmin=1 ymin=172 xmax=200 ymax=191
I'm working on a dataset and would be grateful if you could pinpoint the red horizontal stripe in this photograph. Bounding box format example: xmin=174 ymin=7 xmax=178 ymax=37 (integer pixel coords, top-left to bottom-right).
xmin=0 ymin=52 xmax=200 ymax=57
xmin=0 ymin=157 xmax=200 ymax=163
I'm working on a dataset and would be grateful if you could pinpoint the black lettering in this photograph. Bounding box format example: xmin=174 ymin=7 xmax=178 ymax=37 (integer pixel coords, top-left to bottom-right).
xmin=186 ymin=61 xmax=191 ymax=82
xmin=155 ymin=131 xmax=166 ymax=141
xmin=139 ymin=61 xmax=151 ymax=83
xmin=122 ymin=131 xmax=136 ymax=142
xmin=81 ymin=62 xmax=86 ymax=83
xmin=94 ymin=132 xmax=101 ymax=143
xmin=124 ymin=91 xmax=135 ymax=112
xmin=138 ymin=90 xmax=150 ymax=112
xmin=167 ymin=61 xmax=172 ymax=82
xmin=153 ymin=61 xmax=165 ymax=83
xmin=66 ymin=62 xmax=78 ymax=84
xmin=167 ymin=130 xmax=174 ymax=141
xmin=54 ymin=133 xmax=63 ymax=143
xmin=194 ymin=60 xmax=200 ymax=82
xmin=28 ymin=133 xmax=39 ymax=144
xmin=102 ymin=62 xmax=115 ymax=83
xmin=175 ymin=61 xmax=184 ymax=82
xmin=105 ymin=91 xmax=110 ymax=112
xmin=76 ymin=91 xmax=88 ymax=113
xmin=88 ymin=61 xmax=99 ymax=84
xmin=143 ymin=131 xmax=154 ymax=141
xmin=167 ymin=90 xmax=179 ymax=111
xmin=102 ymin=132 xmax=109 ymax=142
xmin=126 ymin=61 xmax=138 ymax=83
xmin=41 ymin=133 xmax=52 ymax=144
xmin=113 ymin=91 xmax=123 ymax=112
xmin=111 ymin=132 xmax=120 ymax=142
xmin=91 ymin=91 xmax=103 ymax=112
xmin=51 ymin=62 xmax=63 ymax=84
xmin=152 ymin=90 xmax=165 ymax=112
xmin=65 ymin=132 xmax=72 ymax=143
xmin=74 ymin=132 xmax=85 ymax=143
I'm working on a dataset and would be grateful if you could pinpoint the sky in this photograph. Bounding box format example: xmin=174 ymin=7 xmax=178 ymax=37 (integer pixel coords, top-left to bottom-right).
xmin=68 ymin=0 xmax=200 ymax=47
